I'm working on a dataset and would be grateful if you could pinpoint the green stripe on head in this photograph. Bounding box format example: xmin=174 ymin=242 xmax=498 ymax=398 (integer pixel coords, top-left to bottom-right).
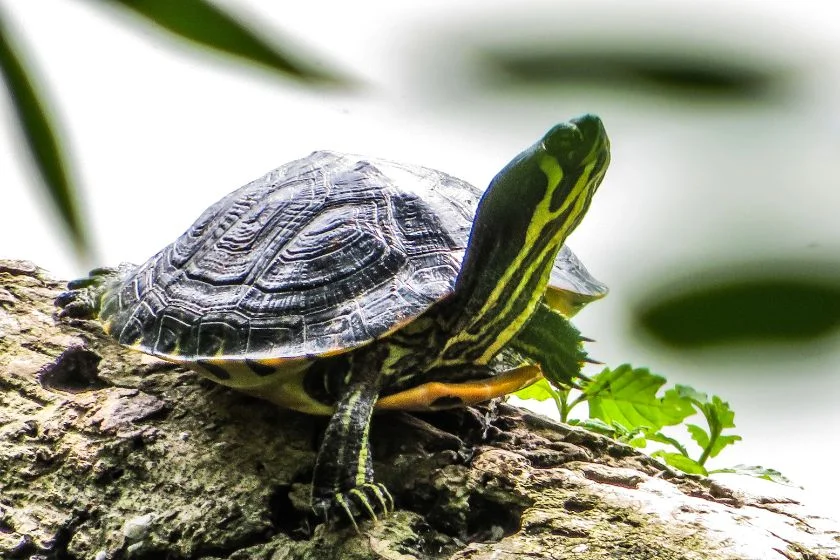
xmin=442 ymin=115 xmax=610 ymax=365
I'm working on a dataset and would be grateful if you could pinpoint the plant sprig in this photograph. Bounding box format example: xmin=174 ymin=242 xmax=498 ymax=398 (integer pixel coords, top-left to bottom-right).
xmin=515 ymin=364 xmax=783 ymax=482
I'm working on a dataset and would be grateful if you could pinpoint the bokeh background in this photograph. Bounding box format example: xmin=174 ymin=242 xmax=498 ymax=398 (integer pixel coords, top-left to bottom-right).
xmin=2 ymin=1 xmax=838 ymax=518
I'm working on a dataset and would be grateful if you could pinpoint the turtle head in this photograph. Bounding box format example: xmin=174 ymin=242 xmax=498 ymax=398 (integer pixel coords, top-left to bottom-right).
xmin=458 ymin=114 xmax=609 ymax=290
xmin=479 ymin=114 xmax=609 ymax=251
xmin=447 ymin=115 xmax=610 ymax=364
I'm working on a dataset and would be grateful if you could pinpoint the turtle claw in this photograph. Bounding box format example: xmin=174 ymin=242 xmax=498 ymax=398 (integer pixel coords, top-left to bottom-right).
xmin=58 ymin=300 xmax=96 ymax=320
xmin=54 ymin=288 xmax=98 ymax=319
xmin=313 ymin=482 xmax=394 ymax=530
xmin=53 ymin=290 xmax=78 ymax=308
xmin=55 ymin=265 xmax=131 ymax=320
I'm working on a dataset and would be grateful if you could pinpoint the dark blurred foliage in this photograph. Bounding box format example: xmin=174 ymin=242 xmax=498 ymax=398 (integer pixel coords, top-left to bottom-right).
xmin=110 ymin=0 xmax=343 ymax=84
xmin=4 ymin=1 xmax=835 ymax=360
xmin=0 ymin=11 xmax=85 ymax=256
xmin=635 ymin=263 xmax=840 ymax=348
xmin=480 ymin=48 xmax=782 ymax=100
xmin=0 ymin=1 xmax=347 ymax=262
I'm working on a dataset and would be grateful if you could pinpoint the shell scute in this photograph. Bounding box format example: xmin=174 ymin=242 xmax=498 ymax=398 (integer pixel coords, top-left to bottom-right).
xmin=99 ymin=150 xmax=603 ymax=363
xmin=101 ymin=152 xmax=474 ymax=361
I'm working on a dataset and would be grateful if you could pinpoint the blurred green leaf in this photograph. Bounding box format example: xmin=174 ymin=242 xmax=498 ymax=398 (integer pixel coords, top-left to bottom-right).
xmin=105 ymin=0 xmax=345 ymax=84
xmin=711 ymin=465 xmax=794 ymax=485
xmin=652 ymin=451 xmax=707 ymax=475
xmin=583 ymin=365 xmax=695 ymax=431
xmin=588 ymin=419 xmax=647 ymax=446
xmin=0 ymin=12 xmax=88 ymax=258
xmin=636 ymin=271 xmax=840 ymax=348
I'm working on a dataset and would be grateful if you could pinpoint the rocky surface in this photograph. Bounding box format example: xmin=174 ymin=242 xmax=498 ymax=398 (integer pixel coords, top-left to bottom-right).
xmin=1 ymin=259 xmax=838 ymax=560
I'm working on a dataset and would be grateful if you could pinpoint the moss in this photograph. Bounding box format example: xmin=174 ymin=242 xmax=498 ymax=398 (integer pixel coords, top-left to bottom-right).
xmin=2 ymin=261 xmax=837 ymax=559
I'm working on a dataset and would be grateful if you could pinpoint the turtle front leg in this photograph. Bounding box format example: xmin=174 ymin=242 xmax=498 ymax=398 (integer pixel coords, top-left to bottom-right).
xmin=54 ymin=264 xmax=136 ymax=319
xmin=509 ymin=302 xmax=589 ymax=388
xmin=311 ymin=353 xmax=394 ymax=528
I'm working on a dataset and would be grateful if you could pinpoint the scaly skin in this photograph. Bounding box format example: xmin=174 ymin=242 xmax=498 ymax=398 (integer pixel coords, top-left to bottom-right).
xmin=308 ymin=115 xmax=610 ymax=524
xmin=56 ymin=115 xmax=611 ymax=528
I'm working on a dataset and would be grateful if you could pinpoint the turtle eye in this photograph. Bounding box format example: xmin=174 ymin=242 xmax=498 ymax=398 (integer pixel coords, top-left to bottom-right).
xmin=542 ymin=114 xmax=608 ymax=169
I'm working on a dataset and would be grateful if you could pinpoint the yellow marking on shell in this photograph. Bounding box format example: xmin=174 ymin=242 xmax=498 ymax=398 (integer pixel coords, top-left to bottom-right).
xmin=375 ymin=364 xmax=542 ymax=411
xmin=150 ymin=353 xmax=327 ymax=415
xmin=544 ymin=286 xmax=606 ymax=318
xmin=238 ymin=373 xmax=331 ymax=415
xmin=441 ymin=152 xmax=598 ymax=365
xmin=102 ymin=320 xmax=112 ymax=335
xmin=319 ymin=345 xmax=355 ymax=358
xmin=543 ymin=288 xmax=578 ymax=318
xmin=252 ymin=355 xmax=314 ymax=368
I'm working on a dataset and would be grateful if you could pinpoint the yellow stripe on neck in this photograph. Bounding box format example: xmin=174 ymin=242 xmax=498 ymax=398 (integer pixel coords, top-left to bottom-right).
xmin=441 ymin=154 xmax=598 ymax=365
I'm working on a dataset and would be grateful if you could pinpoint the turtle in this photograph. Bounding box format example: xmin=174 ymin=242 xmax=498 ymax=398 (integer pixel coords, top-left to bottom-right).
xmin=56 ymin=114 xmax=611 ymax=527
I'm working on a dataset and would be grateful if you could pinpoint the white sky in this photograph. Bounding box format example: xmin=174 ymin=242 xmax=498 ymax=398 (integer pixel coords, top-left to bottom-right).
xmin=2 ymin=0 xmax=839 ymax=520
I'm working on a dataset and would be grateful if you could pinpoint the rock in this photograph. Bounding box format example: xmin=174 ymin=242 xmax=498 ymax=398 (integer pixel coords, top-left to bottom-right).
xmin=1 ymin=259 xmax=838 ymax=560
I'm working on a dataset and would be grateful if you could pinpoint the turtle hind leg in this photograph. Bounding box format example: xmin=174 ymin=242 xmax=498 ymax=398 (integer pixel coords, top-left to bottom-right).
xmin=55 ymin=264 xmax=134 ymax=319
xmin=311 ymin=350 xmax=394 ymax=528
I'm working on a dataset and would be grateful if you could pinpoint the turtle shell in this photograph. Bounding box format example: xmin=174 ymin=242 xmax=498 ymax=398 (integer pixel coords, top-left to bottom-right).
xmin=100 ymin=151 xmax=603 ymax=362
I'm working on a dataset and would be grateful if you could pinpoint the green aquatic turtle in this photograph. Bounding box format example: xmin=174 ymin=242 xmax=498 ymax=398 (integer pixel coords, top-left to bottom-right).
xmin=56 ymin=114 xmax=610 ymax=527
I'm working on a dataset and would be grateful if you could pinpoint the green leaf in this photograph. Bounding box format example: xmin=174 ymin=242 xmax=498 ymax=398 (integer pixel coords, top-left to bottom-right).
xmin=644 ymin=430 xmax=689 ymax=457
xmin=705 ymin=434 xmax=742 ymax=459
xmin=513 ymin=378 xmax=555 ymax=402
xmin=710 ymin=464 xmax=795 ymax=485
xmin=105 ymin=0 xmax=345 ymax=84
xmin=686 ymin=423 xmax=710 ymax=449
xmin=652 ymin=451 xmax=708 ymax=475
xmin=669 ymin=384 xmax=707 ymax=404
xmin=695 ymin=395 xmax=740 ymax=464
xmin=627 ymin=434 xmax=648 ymax=448
xmin=575 ymin=419 xmax=648 ymax=447
xmin=583 ymin=365 xmax=695 ymax=432
xmin=706 ymin=396 xmax=736 ymax=429
xmin=0 ymin=12 xmax=89 ymax=258
xmin=567 ymin=418 xmax=616 ymax=438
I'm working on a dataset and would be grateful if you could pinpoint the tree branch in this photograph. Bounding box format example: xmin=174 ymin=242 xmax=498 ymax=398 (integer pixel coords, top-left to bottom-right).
xmin=1 ymin=259 xmax=838 ymax=559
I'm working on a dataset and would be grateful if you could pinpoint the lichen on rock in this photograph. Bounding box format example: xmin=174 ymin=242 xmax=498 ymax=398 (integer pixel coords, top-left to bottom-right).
xmin=1 ymin=259 xmax=838 ymax=560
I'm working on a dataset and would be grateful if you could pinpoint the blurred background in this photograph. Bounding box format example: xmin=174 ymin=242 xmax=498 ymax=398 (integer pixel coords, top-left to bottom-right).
xmin=2 ymin=0 xmax=838 ymax=518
